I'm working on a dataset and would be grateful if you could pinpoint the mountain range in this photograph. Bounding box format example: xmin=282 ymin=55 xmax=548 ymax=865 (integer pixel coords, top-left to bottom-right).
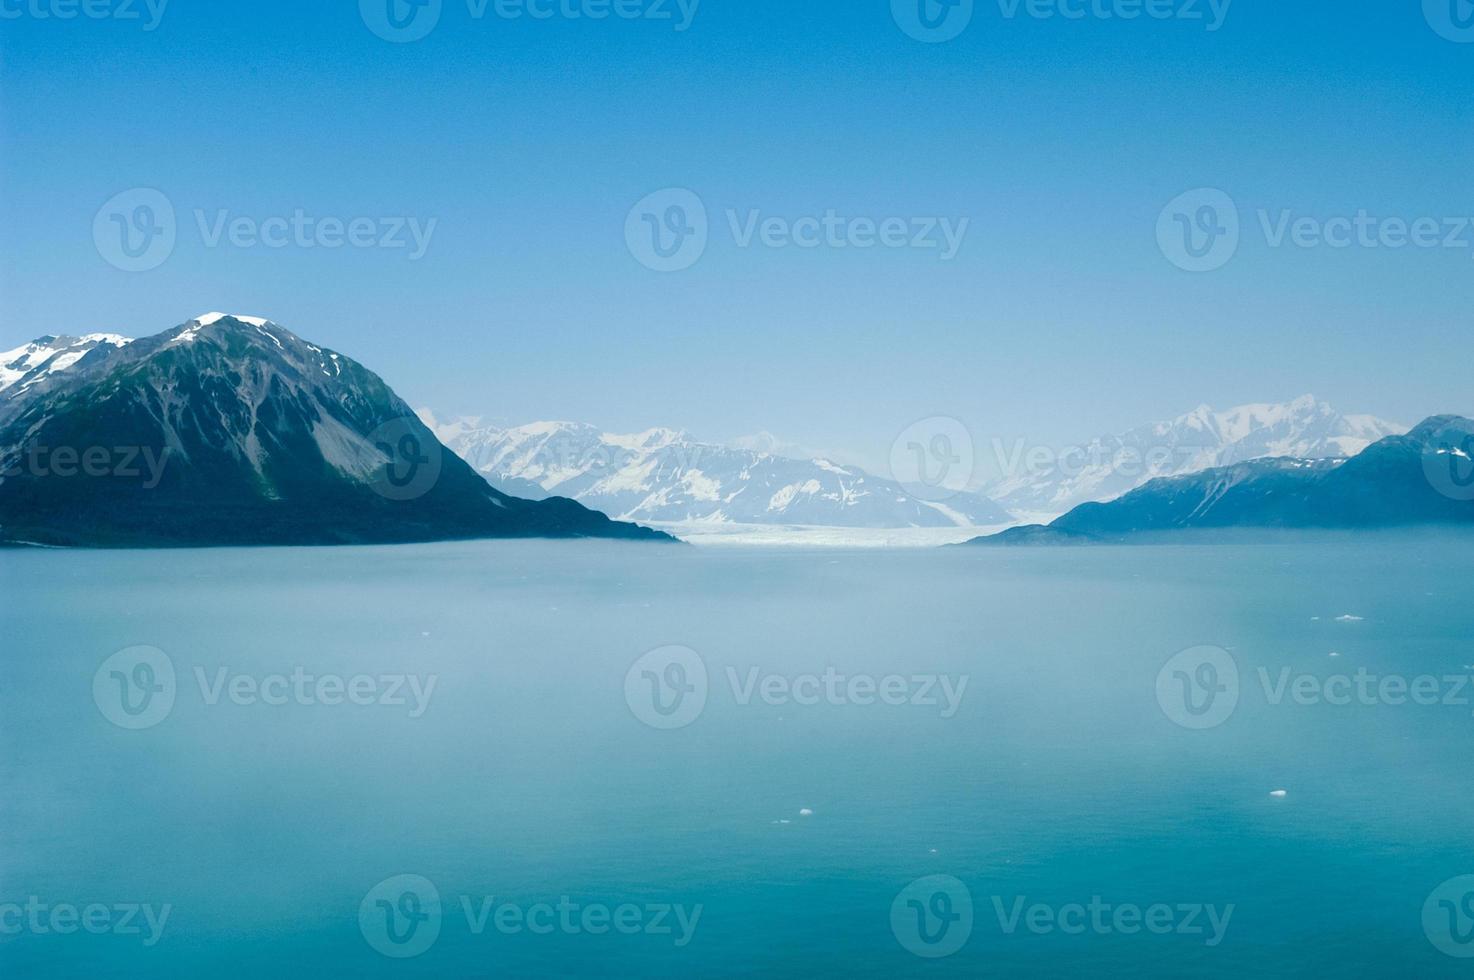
xmin=0 ymin=314 xmax=669 ymax=547
xmin=969 ymin=416 xmax=1474 ymax=545
xmin=983 ymin=396 xmax=1406 ymax=520
xmin=424 ymin=397 xmax=1406 ymax=531
xmin=422 ymin=414 xmax=1014 ymax=529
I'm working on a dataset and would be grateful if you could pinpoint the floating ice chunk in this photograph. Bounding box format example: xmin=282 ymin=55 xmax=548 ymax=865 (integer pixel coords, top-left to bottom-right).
xmin=1269 ymin=789 xmax=1288 ymax=798
xmin=1336 ymin=615 xmax=1364 ymax=622
xmin=799 ymin=808 xmax=814 ymax=817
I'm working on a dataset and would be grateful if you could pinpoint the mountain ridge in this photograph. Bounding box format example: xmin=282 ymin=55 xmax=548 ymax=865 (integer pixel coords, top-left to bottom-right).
xmin=984 ymin=395 xmax=1406 ymax=519
xmin=967 ymin=415 xmax=1474 ymax=545
xmin=423 ymin=412 xmax=1013 ymax=529
xmin=0 ymin=314 xmax=671 ymax=547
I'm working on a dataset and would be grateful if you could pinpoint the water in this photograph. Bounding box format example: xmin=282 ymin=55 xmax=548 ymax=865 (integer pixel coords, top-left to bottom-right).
xmin=4 ymin=534 xmax=1474 ymax=977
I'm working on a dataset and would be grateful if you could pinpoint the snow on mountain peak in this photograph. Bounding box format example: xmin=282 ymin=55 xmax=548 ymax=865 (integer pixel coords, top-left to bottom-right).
xmin=986 ymin=396 xmax=1408 ymax=520
xmin=431 ymin=414 xmax=1011 ymax=529
xmin=191 ymin=312 xmax=272 ymax=329
xmin=0 ymin=332 xmax=133 ymax=395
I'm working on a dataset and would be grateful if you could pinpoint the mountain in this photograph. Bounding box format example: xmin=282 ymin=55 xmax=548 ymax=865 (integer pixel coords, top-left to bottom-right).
xmin=967 ymin=416 xmax=1474 ymax=544
xmin=0 ymin=333 xmax=133 ymax=397
xmin=0 ymin=314 xmax=670 ymax=547
xmin=984 ymin=396 xmax=1406 ymax=520
xmin=423 ymin=415 xmax=1013 ymax=529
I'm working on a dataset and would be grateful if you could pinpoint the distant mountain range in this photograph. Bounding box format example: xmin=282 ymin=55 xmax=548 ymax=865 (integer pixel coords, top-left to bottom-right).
xmin=0 ymin=314 xmax=669 ymax=547
xmin=969 ymin=416 xmax=1474 ymax=545
xmin=421 ymin=415 xmax=1013 ymax=529
xmin=984 ymin=396 xmax=1407 ymax=519
xmin=425 ymin=397 xmax=1406 ymax=531
xmin=3 ymin=317 xmax=1447 ymax=547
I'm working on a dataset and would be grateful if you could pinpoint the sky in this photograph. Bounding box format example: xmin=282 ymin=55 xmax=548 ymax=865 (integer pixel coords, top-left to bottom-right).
xmin=1 ymin=0 xmax=1470 ymax=477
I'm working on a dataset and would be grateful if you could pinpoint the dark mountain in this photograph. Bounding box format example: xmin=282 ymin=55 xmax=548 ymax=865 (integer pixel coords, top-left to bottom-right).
xmin=0 ymin=314 xmax=672 ymax=547
xmin=964 ymin=416 xmax=1474 ymax=544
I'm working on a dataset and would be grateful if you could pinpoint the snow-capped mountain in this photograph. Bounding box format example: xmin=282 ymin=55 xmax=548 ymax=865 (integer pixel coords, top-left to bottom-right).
xmin=1000 ymin=416 xmax=1473 ymax=539
xmin=423 ymin=414 xmax=1013 ymax=528
xmin=0 ymin=333 xmax=132 ymax=397
xmin=984 ymin=396 xmax=1407 ymax=520
xmin=0 ymin=314 xmax=667 ymax=546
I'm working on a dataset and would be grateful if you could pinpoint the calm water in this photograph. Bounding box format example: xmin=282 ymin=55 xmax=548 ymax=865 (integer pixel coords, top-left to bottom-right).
xmin=4 ymin=534 xmax=1474 ymax=977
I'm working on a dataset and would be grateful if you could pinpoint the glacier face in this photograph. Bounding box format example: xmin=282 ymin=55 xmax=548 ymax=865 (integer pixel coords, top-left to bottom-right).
xmin=423 ymin=414 xmax=1013 ymax=529
xmin=984 ymin=395 xmax=1407 ymax=520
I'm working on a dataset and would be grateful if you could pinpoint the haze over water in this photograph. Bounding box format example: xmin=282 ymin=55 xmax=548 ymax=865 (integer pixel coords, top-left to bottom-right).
xmin=5 ymin=534 xmax=1474 ymax=976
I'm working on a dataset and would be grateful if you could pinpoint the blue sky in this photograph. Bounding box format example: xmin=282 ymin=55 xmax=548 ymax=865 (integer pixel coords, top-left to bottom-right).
xmin=1 ymin=0 xmax=1470 ymax=474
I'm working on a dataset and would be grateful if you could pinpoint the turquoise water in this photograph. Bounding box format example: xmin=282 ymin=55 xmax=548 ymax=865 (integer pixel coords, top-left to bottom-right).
xmin=4 ymin=534 xmax=1474 ymax=977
